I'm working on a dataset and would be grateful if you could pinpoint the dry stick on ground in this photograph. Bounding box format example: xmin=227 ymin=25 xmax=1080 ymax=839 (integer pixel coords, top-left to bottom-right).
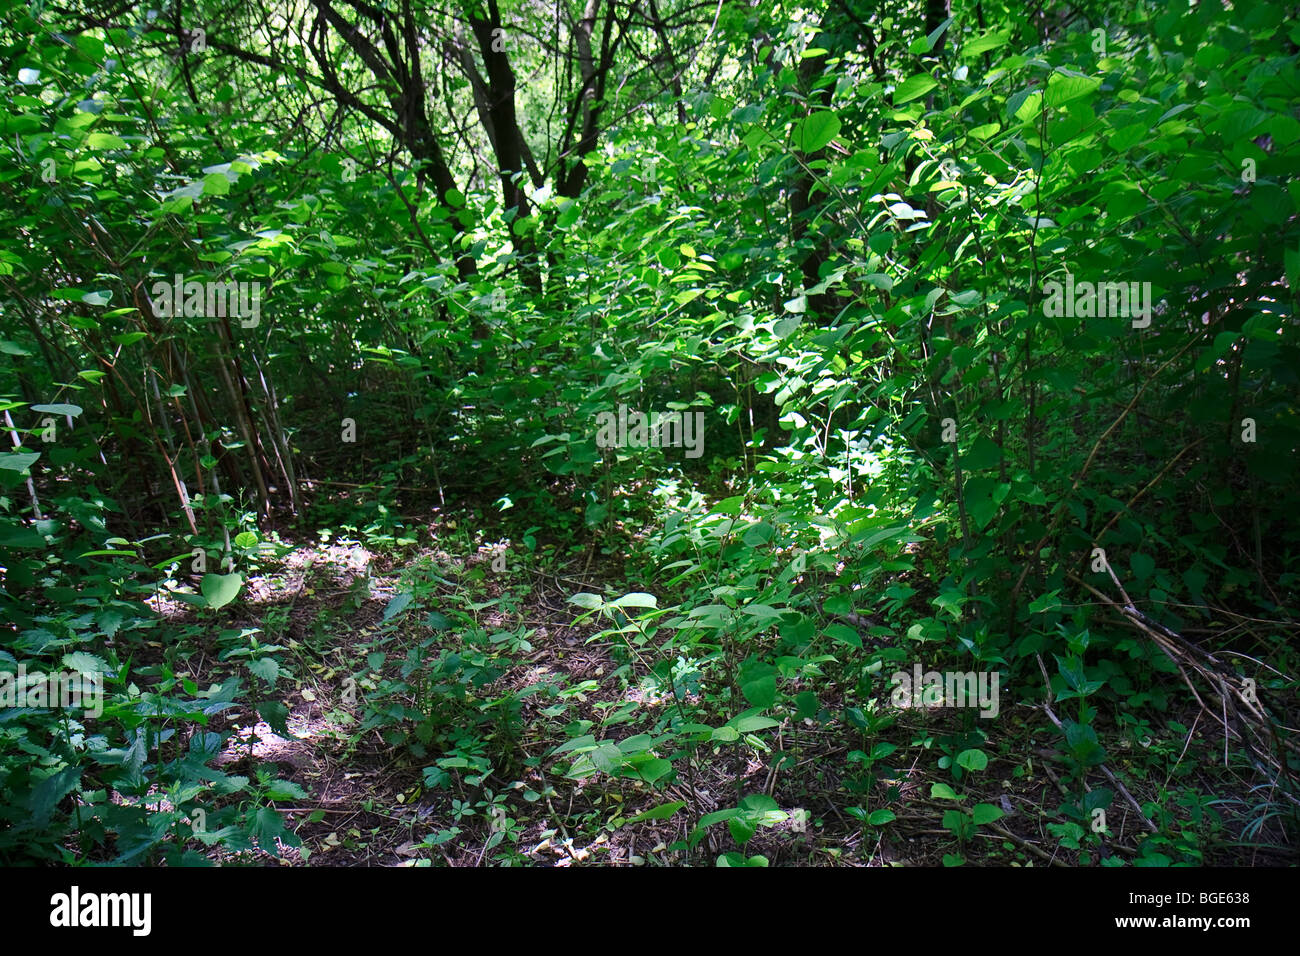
xmin=980 ymin=824 xmax=1069 ymax=867
xmin=1034 ymin=653 xmax=1159 ymax=834
xmin=1068 ymin=570 xmax=1300 ymax=808
xmin=1078 ymin=572 xmax=1218 ymax=715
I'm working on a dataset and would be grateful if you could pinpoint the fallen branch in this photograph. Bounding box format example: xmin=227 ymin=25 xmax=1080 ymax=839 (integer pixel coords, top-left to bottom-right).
xmin=1068 ymin=569 xmax=1300 ymax=809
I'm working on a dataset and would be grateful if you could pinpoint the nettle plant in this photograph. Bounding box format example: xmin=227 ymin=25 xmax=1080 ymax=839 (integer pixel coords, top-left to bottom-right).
xmin=0 ymin=381 xmax=327 ymax=864
xmin=929 ymin=755 xmax=1006 ymax=868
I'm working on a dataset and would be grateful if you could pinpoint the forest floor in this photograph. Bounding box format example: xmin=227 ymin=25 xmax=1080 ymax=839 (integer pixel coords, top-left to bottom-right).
xmin=147 ymin=502 xmax=1296 ymax=867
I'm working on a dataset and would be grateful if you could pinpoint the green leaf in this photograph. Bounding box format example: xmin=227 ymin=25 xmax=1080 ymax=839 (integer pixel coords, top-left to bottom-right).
xmin=589 ymin=742 xmax=622 ymax=773
xmin=1130 ymin=552 xmax=1155 ymax=580
xmin=697 ymin=810 xmax=742 ymax=833
xmin=382 ymin=592 xmax=413 ymax=620
xmin=739 ymin=662 xmax=778 ymax=708
xmin=964 ymin=476 xmax=1011 ymax=529
xmin=631 ymin=758 xmax=673 ymax=783
xmin=61 ymin=652 xmax=109 ymax=674
xmin=729 ymin=715 xmax=780 ymax=733
xmin=943 ymin=809 xmax=969 ymax=834
xmin=1046 ymin=72 xmax=1101 ymax=108
xmin=1029 ymin=590 xmax=1062 ymax=613
xmin=0 ymin=526 xmax=46 ymax=547
xmin=76 ymin=35 xmax=106 ymax=61
xmin=794 ymin=112 xmax=841 ymax=152
xmin=248 ymin=657 xmax=280 ymax=687
xmin=931 ymin=782 xmax=962 ymax=800
xmin=85 ymin=132 xmax=126 ymax=150
xmin=552 ymin=734 xmax=596 ymax=755
xmin=728 ymin=815 xmax=758 ymax=845
xmin=556 ymin=202 xmax=580 ymax=229
xmin=971 ymin=803 xmax=1004 ymax=825
xmin=257 ymin=700 xmax=293 ymax=738
xmin=626 ymin=801 xmax=686 ymax=823
xmin=741 ymin=603 xmax=783 ymax=622
xmin=202 ymin=172 xmax=231 ymax=196
xmin=28 ymin=766 xmax=81 ymax=825
xmin=1063 ymin=720 xmax=1107 ymax=766
xmin=823 ymin=622 xmax=862 ymax=648
xmin=964 ymin=30 xmax=1011 ymax=57
xmin=30 ymin=404 xmax=83 ymax=417
xmin=609 ymin=591 xmax=657 ymax=609
xmin=264 ymin=779 xmax=308 ymax=801
xmin=867 ymin=809 xmax=897 ymax=825
xmin=894 ymin=73 xmax=938 ymax=104
xmin=956 ymin=748 xmax=988 ymax=772
xmin=963 ymin=434 xmax=1003 ymax=470
xmin=923 ymin=16 xmax=953 ymax=52
xmin=0 ymin=452 xmax=40 ymax=472
xmin=774 ymin=316 xmax=801 ymax=339
xmin=792 ymin=690 xmax=819 ymax=719
xmin=199 ymin=573 xmax=243 ymax=610
xmin=1007 ymin=89 xmax=1042 ymax=123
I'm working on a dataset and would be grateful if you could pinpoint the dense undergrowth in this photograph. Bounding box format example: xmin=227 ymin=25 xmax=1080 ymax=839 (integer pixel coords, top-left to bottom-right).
xmin=1 ymin=0 xmax=1298 ymax=865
